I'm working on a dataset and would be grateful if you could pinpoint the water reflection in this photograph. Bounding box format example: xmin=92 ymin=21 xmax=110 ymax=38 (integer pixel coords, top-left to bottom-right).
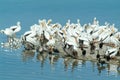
xmin=108 ymin=63 xmax=120 ymax=76
xmin=22 ymin=50 xmax=35 ymax=62
xmin=48 ymin=54 xmax=59 ymax=64
xmin=96 ymin=62 xmax=120 ymax=76
xmin=117 ymin=64 xmax=120 ymax=75
xmin=37 ymin=52 xmax=48 ymax=67
xmin=64 ymin=57 xmax=72 ymax=71
xmin=71 ymin=59 xmax=79 ymax=72
xmin=97 ymin=62 xmax=106 ymax=75
xmin=21 ymin=49 xmax=120 ymax=76
xmin=0 ymin=38 xmax=22 ymax=50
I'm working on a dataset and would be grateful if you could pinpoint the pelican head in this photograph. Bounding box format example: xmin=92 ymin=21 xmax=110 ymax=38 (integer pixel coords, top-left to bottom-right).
xmin=94 ymin=17 xmax=96 ymax=21
xmin=93 ymin=17 xmax=97 ymax=25
xmin=39 ymin=19 xmax=47 ymax=27
xmin=112 ymin=24 xmax=115 ymax=27
xmin=0 ymin=30 xmax=4 ymax=33
xmin=77 ymin=19 xmax=80 ymax=23
xmin=105 ymin=22 xmax=110 ymax=27
xmin=38 ymin=19 xmax=42 ymax=24
xmin=77 ymin=19 xmax=81 ymax=26
xmin=47 ymin=19 xmax=52 ymax=25
xmin=68 ymin=19 xmax=70 ymax=23
xmin=17 ymin=21 xmax=20 ymax=25
xmin=83 ymin=24 xmax=88 ymax=29
xmin=66 ymin=19 xmax=70 ymax=26
xmin=97 ymin=20 xmax=99 ymax=25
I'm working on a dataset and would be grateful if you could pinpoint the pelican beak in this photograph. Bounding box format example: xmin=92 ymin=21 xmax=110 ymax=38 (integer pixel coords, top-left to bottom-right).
xmin=47 ymin=19 xmax=52 ymax=25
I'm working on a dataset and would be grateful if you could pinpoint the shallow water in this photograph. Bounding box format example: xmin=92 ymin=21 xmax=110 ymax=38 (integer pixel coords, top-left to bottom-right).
xmin=0 ymin=0 xmax=120 ymax=80
xmin=0 ymin=48 xmax=120 ymax=80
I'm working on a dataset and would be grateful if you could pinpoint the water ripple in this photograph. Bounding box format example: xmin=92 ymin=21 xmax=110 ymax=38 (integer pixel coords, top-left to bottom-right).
xmin=1 ymin=49 xmax=120 ymax=80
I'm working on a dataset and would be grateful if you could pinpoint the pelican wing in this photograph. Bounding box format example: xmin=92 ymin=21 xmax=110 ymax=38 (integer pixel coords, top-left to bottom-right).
xmin=44 ymin=31 xmax=50 ymax=40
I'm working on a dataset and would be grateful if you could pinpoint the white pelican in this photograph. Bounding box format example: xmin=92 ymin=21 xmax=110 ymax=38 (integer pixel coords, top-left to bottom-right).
xmin=38 ymin=19 xmax=47 ymax=31
xmin=30 ymin=24 xmax=40 ymax=32
xmin=77 ymin=19 xmax=81 ymax=27
xmin=105 ymin=47 xmax=119 ymax=58
xmin=47 ymin=19 xmax=52 ymax=25
xmin=22 ymin=30 xmax=36 ymax=41
xmin=78 ymin=35 xmax=91 ymax=47
xmin=0 ymin=22 xmax=21 ymax=41
xmin=10 ymin=21 xmax=21 ymax=34
xmin=84 ymin=24 xmax=94 ymax=34
xmin=0 ymin=28 xmax=15 ymax=42
xmin=109 ymin=64 xmax=118 ymax=75
xmin=88 ymin=17 xmax=99 ymax=30
xmin=63 ymin=35 xmax=80 ymax=58
xmin=110 ymin=24 xmax=118 ymax=33
xmin=93 ymin=17 xmax=97 ymax=25
xmin=46 ymin=35 xmax=55 ymax=46
xmin=66 ymin=19 xmax=71 ymax=27
xmin=103 ymin=35 xmax=120 ymax=47
xmin=44 ymin=31 xmax=50 ymax=40
xmin=21 ymin=30 xmax=40 ymax=49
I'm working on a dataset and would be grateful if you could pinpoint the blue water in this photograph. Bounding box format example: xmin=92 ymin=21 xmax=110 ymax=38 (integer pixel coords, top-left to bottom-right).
xmin=1 ymin=49 xmax=120 ymax=80
xmin=0 ymin=0 xmax=120 ymax=80
xmin=0 ymin=0 xmax=120 ymax=28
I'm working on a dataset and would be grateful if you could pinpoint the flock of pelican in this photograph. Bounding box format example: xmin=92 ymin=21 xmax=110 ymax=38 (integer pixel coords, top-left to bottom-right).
xmin=0 ymin=18 xmax=120 ymax=62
